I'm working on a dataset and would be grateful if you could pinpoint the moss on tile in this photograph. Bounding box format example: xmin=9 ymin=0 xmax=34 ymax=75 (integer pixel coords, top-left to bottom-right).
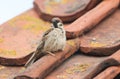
xmin=67 ymin=40 xmax=76 ymax=47
xmin=65 ymin=63 xmax=89 ymax=74
xmin=9 ymin=14 xmax=50 ymax=34
xmin=0 ymin=49 xmax=17 ymax=56
xmin=0 ymin=38 xmax=4 ymax=43
xmin=90 ymin=41 xmax=106 ymax=47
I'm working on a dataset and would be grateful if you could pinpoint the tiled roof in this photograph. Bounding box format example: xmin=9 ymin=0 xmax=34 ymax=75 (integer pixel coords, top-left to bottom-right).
xmin=0 ymin=0 xmax=120 ymax=79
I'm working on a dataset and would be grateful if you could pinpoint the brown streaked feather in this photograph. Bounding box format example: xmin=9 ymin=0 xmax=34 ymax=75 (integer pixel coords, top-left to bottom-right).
xmin=42 ymin=28 xmax=54 ymax=37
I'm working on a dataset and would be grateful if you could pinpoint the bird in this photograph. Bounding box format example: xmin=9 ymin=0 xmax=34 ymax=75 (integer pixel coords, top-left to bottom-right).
xmin=25 ymin=17 xmax=66 ymax=68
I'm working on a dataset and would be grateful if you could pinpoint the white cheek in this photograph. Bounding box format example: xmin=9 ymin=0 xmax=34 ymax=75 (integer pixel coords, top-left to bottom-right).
xmin=51 ymin=24 xmax=54 ymax=28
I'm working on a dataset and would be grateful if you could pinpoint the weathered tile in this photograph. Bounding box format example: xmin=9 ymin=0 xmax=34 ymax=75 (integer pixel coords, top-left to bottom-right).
xmin=0 ymin=0 xmax=119 ymax=79
xmin=45 ymin=50 xmax=120 ymax=79
xmin=14 ymin=39 xmax=79 ymax=79
xmin=94 ymin=66 xmax=120 ymax=79
xmin=34 ymin=0 xmax=100 ymax=22
xmin=80 ymin=9 xmax=120 ymax=56
xmin=0 ymin=65 xmax=25 ymax=79
xmin=0 ymin=8 xmax=51 ymax=65
xmin=65 ymin=0 xmax=119 ymax=39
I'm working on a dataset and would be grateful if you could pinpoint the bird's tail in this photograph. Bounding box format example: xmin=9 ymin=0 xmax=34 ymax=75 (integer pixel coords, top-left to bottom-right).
xmin=25 ymin=50 xmax=45 ymax=68
xmin=24 ymin=52 xmax=36 ymax=68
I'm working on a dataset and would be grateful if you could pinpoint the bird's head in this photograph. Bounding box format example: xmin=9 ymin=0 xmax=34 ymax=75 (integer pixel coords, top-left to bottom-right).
xmin=51 ymin=17 xmax=63 ymax=29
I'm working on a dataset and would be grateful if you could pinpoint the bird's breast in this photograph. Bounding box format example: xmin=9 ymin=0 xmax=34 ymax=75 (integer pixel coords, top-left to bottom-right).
xmin=43 ymin=28 xmax=66 ymax=52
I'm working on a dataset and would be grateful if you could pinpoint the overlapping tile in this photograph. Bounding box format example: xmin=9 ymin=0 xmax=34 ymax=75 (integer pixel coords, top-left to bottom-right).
xmin=45 ymin=50 xmax=120 ymax=79
xmin=65 ymin=0 xmax=119 ymax=39
xmin=34 ymin=0 xmax=100 ymax=22
xmin=80 ymin=9 xmax=120 ymax=56
xmin=0 ymin=0 xmax=120 ymax=79
xmin=94 ymin=66 xmax=120 ymax=79
xmin=0 ymin=8 xmax=51 ymax=65
xmin=14 ymin=39 xmax=79 ymax=79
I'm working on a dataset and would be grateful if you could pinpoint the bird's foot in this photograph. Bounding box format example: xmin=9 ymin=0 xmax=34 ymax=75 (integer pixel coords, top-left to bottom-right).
xmin=46 ymin=51 xmax=55 ymax=56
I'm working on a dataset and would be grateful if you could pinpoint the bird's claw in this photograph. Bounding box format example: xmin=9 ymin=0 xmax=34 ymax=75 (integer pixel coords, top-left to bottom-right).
xmin=46 ymin=51 xmax=55 ymax=56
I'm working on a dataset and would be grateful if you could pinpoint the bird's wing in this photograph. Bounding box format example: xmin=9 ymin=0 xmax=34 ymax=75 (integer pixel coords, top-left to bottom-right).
xmin=25 ymin=28 xmax=54 ymax=67
xmin=36 ymin=28 xmax=54 ymax=50
xmin=42 ymin=28 xmax=54 ymax=37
